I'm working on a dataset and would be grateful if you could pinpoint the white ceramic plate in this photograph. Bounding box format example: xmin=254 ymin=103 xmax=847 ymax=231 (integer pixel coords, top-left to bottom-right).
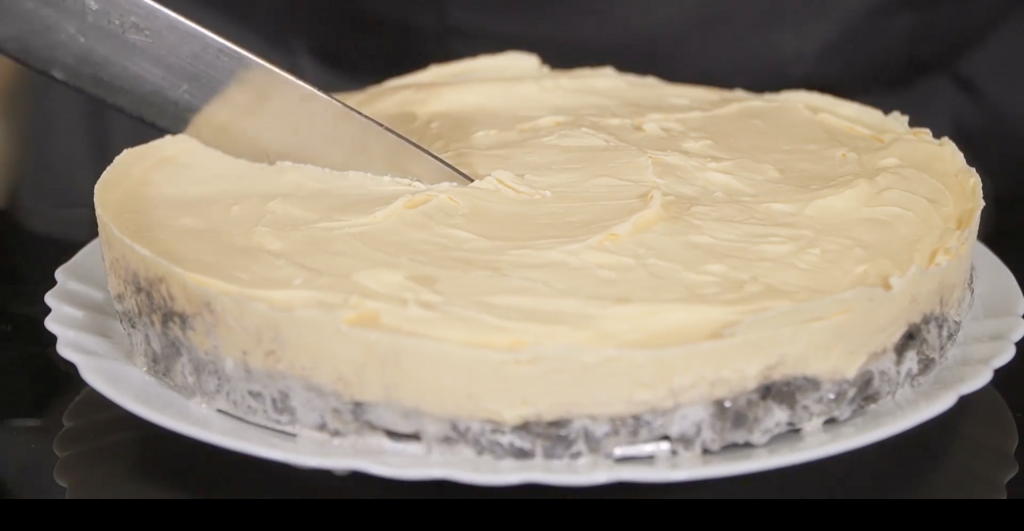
xmin=44 ymin=240 xmax=1024 ymax=487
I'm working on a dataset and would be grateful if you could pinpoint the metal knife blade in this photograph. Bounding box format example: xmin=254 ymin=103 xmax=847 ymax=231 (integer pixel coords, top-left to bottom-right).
xmin=0 ymin=0 xmax=474 ymax=185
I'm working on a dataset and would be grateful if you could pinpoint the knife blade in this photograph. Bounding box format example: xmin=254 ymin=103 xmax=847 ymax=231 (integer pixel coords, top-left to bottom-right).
xmin=0 ymin=0 xmax=474 ymax=185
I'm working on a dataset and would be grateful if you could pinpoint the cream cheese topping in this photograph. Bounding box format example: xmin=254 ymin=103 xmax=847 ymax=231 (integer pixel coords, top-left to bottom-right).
xmin=95 ymin=52 xmax=983 ymax=423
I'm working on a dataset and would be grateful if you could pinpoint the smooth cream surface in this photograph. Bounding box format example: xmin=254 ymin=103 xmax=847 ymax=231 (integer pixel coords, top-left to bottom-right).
xmin=95 ymin=52 xmax=983 ymax=422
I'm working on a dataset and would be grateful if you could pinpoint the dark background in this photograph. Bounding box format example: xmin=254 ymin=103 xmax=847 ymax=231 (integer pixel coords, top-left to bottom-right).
xmin=1 ymin=0 xmax=1022 ymax=498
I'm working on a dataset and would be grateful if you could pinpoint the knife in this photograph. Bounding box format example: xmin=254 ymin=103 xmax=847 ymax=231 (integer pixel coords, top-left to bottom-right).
xmin=0 ymin=0 xmax=474 ymax=185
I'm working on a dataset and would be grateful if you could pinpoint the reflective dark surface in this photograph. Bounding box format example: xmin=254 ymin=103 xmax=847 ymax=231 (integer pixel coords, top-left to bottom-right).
xmin=0 ymin=211 xmax=1022 ymax=499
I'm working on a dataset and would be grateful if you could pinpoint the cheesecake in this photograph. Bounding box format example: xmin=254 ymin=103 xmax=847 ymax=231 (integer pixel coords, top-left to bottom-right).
xmin=94 ymin=52 xmax=982 ymax=461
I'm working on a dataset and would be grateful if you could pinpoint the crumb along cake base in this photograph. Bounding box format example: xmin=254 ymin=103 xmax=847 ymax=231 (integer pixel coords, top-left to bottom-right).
xmin=105 ymin=264 xmax=973 ymax=461
xmin=94 ymin=52 xmax=983 ymax=461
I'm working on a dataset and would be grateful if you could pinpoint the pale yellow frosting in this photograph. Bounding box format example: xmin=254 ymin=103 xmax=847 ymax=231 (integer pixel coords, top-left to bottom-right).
xmin=95 ymin=52 xmax=983 ymax=424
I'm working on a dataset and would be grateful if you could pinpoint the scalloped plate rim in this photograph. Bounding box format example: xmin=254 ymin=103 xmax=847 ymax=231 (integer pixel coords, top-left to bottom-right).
xmin=43 ymin=239 xmax=1023 ymax=487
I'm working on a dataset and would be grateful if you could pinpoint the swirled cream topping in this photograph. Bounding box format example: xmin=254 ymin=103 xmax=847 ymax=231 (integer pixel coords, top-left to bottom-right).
xmin=96 ymin=52 xmax=982 ymax=355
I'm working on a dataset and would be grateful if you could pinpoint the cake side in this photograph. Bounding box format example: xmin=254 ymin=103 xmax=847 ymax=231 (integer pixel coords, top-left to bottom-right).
xmin=95 ymin=207 xmax=977 ymax=428
xmin=97 ymin=217 xmax=975 ymax=460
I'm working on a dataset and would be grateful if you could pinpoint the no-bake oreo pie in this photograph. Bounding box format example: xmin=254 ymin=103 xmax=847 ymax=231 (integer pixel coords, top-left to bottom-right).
xmin=94 ymin=52 xmax=982 ymax=461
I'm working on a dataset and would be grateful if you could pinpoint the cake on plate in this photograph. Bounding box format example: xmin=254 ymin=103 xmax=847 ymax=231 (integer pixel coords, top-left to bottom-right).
xmin=93 ymin=52 xmax=983 ymax=461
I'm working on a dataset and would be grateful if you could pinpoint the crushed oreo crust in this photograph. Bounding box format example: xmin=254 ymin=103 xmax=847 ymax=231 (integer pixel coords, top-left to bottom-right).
xmin=106 ymin=256 xmax=974 ymax=463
